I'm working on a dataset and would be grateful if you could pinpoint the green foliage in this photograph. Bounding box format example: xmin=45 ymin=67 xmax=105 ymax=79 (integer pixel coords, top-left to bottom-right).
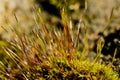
xmin=0 ymin=7 xmax=119 ymax=80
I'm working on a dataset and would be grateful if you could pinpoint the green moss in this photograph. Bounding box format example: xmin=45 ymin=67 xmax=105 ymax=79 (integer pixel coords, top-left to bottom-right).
xmin=0 ymin=2 xmax=119 ymax=79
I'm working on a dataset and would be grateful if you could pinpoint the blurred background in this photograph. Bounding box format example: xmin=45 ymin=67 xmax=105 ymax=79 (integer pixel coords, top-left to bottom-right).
xmin=0 ymin=0 xmax=120 ymax=37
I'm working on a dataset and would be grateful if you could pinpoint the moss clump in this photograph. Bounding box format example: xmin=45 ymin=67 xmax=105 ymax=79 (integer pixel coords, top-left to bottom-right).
xmin=0 ymin=7 xmax=119 ymax=80
xmin=28 ymin=59 xmax=118 ymax=80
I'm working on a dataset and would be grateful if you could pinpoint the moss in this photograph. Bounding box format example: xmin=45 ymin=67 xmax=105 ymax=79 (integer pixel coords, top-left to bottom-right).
xmin=0 ymin=1 xmax=119 ymax=79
